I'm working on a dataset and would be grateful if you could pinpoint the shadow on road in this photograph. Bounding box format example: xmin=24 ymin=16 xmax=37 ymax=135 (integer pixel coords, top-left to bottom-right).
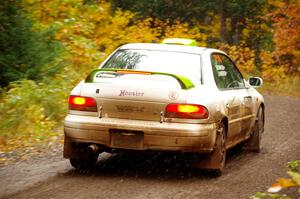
xmin=61 ymin=143 xmax=258 ymax=180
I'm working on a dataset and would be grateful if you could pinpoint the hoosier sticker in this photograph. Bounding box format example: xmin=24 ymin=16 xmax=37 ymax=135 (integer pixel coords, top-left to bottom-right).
xmin=119 ymin=90 xmax=144 ymax=97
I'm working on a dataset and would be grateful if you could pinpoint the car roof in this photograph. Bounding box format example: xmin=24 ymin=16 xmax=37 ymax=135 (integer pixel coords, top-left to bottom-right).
xmin=119 ymin=43 xmax=208 ymax=55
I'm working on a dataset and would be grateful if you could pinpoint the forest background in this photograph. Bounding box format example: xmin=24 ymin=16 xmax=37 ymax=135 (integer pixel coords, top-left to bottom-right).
xmin=0 ymin=0 xmax=299 ymax=154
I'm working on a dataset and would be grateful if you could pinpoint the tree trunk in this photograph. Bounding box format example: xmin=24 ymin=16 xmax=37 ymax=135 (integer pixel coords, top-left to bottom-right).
xmin=230 ymin=16 xmax=237 ymax=44
xmin=220 ymin=0 xmax=227 ymax=43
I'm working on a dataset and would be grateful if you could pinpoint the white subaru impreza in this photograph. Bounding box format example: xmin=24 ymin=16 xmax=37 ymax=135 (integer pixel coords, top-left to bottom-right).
xmin=64 ymin=38 xmax=264 ymax=175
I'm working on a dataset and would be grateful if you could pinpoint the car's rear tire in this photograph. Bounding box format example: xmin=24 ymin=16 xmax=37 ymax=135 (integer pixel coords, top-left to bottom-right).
xmin=193 ymin=122 xmax=227 ymax=177
xmin=244 ymin=106 xmax=264 ymax=152
xmin=70 ymin=154 xmax=98 ymax=169
xmin=209 ymin=122 xmax=226 ymax=176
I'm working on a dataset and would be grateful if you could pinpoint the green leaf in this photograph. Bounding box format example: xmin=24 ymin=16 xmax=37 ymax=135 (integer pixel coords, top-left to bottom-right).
xmin=287 ymin=171 xmax=300 ymax=185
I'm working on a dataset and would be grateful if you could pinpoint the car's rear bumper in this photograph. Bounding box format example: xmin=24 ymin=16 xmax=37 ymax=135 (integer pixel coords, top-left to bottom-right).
xmin=64 ymin=114 xmax=217 ymax=156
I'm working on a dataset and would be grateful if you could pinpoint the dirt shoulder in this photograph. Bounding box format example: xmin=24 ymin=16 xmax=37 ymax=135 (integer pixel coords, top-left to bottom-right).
xmin=0 ymin=95 xmax=299 ymax=199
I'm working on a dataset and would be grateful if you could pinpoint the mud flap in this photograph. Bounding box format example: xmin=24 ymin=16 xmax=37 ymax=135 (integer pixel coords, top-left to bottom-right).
xmin=63 ymin=136 xmax=73 ymax=158
xmin=243 ymin=107 xmax=264 ymax=152
xmin=63 ymin=137 xmax=95 ymax=159
xmin=192 ymin=124 xmax=226 ymax=170
xmin=243 ymin=122 xmax=260 ymax=152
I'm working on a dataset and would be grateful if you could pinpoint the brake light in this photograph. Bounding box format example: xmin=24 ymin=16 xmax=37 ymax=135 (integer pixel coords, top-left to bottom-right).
xmin=165 ymin=104 xmax=208 ymax=119
xmin=69 ymin=96 xmax=97 ymax=112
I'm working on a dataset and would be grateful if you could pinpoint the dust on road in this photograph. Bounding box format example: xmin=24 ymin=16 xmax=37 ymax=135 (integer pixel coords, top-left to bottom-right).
xmin=1 ymin=95 xmax=299 ymax=199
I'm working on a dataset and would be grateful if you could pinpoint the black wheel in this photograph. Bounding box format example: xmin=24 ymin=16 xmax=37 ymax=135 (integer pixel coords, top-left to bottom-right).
xmin=244 ymin=106 xmax=264 ymax=152
xmin=70 ymin=155 xmax=98 ymax=169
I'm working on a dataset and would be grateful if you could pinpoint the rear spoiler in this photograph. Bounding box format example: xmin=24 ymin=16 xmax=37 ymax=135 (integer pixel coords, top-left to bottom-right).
xmin=85 ymin=68 xmax=195 ymax=90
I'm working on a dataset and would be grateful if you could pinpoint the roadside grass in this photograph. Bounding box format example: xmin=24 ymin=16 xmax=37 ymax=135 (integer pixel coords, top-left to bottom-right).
xmin=0 ymin=79 xmax=68 ymax=165
xmin=0 ymin=127 xmax=63 ymax=165
xmin=258 ymin=77 xmax=300 ymax=98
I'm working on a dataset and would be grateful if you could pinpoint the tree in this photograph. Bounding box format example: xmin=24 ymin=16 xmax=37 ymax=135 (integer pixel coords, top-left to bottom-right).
xmin=109 ymin=0 xmax=273 ymax=48
xmin=0 ymin=0 xmax=60 ymax=87
xmin=271 ymin=0 xmax=300 ymax=75
xmin=109 ymin=0 xmax=212 ymax=24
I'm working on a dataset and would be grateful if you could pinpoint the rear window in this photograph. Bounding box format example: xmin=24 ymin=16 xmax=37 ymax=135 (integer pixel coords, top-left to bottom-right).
xmin=102 ymin=49 xmax=201 ymax=84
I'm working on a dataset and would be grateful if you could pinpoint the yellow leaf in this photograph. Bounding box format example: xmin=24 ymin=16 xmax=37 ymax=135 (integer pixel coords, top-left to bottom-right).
xmin=276 ymin=177 xmax=298 ymax=188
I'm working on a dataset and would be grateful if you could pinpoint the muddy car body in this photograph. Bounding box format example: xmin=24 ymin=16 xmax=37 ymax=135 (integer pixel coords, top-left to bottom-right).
xmin=64 ymin=41 xmax=264 ymax=175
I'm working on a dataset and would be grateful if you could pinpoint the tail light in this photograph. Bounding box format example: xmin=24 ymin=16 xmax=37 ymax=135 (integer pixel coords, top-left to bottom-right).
xmin=165 ymin=103 xmax=208 ymax=119
xmin=69 ymin=95 xmax=97 ymax=112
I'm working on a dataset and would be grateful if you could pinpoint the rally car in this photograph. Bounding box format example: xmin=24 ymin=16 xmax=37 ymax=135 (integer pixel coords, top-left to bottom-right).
xmin=64 ymin=38 xmax=264 ymax=175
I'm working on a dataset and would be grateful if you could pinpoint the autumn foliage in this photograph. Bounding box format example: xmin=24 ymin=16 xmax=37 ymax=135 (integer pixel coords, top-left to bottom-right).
xmin=0 ymin=0 xmax=299 ymax=155
xmin=271 ymin=0 xmax=300 ymax=75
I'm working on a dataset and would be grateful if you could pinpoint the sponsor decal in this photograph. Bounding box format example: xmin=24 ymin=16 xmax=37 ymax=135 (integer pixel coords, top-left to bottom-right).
xmin=119 ymin=90 xmax=144 ymax=97
xmin=168 ymin=91 xmax=179 ymax=100
xmin=95 ymin=72 xmax=116 ymax=78
xmin=116 ymin=105 xmax=145 ymax=113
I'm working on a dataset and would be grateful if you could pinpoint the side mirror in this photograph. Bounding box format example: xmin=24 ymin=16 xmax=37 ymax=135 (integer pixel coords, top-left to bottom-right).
xmin=248 ymin=77 xmax=263 ymax=88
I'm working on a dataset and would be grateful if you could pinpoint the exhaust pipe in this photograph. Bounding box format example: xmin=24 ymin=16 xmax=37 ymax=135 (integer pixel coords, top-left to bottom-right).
xmin=87 ymin=144 xmax=99 ymax=153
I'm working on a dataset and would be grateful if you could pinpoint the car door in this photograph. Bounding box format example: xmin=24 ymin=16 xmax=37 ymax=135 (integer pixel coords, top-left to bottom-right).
xmin=241 ymin=86 xmax=256 ymax=137
xmin=211 ymin=54 xmax=245 ymax=144
xmin=218 ymin=54 xmax=255 ymax=139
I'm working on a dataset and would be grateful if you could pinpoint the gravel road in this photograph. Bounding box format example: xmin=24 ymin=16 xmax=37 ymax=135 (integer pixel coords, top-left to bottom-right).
xmin=1 ymin=95 xmax=299 ymax=199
